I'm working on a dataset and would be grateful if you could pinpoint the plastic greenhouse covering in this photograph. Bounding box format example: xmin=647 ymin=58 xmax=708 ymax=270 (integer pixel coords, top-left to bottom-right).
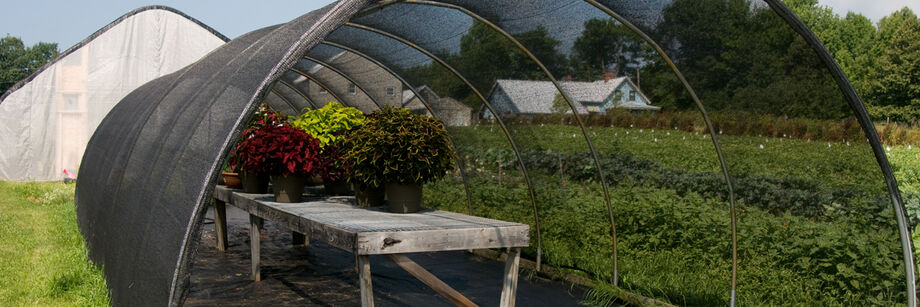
xmin=0 ymin=6 xmax=228 ymax=181
xmin=73 ymin=0 xmax=918 ymax=306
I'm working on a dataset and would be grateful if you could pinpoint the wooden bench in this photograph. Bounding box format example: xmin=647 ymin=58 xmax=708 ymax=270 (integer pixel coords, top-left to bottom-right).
xmin=212 ymin=185 xmax=530 ymax=307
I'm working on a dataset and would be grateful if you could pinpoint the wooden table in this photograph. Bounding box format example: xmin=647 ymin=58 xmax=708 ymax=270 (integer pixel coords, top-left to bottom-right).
xmin=211 ymin=185 xmax=530 ymax=307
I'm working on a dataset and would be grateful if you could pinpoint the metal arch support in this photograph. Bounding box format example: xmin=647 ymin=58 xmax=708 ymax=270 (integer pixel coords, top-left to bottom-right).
xmin=274 ymin=80 xmax=317 ymax=111
xmin=337 ymin=22 xmax=549 ymax=270
xmin=583 ymin=0 xmax=741 ymax=301
xmin=302 ymin=55 xmax=384 ymax=110
xmin=763 ymin=1 xmax=917 ymax=306
xmin=269 ymin=87 xmax=310 ymax=114
xmin=289 ymin=67 xmax=348 ymax=106
xmin=318 ymin=40 xmax=476 ymax=221
xmin=368 ymin=0 xmax=622 ymax=283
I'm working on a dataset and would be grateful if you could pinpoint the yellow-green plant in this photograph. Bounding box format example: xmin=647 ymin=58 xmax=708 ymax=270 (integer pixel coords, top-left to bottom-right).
xmin=289 ymin=102 xmax=366 ymax=148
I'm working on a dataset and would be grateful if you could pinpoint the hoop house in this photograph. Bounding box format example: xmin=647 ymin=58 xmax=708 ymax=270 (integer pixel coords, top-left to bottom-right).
xmin=75 ymin=1 xmax=918 ymax=306
xmin=0 ymin=6 xmax=227 ymax=181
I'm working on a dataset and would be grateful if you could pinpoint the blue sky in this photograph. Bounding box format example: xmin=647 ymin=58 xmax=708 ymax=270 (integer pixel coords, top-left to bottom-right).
xmin=1 ymin=0 xmax=917 ymax=49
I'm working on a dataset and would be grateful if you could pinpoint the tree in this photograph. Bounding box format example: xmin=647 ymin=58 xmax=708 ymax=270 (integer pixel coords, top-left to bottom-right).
xmin=403 ymin=22 xmax=569 ymax=112
xmin=0 ymin=36 xmax=58 ymax=96
xmin=864 ymin=8 xmax=920 ymax=122
xmin=571 ymin=18 xmax=651 ymax=81
xmin=457 ymin=22 xmax=567 ymax=90
xmin=551 ymin=93 xmax=570 ymax=114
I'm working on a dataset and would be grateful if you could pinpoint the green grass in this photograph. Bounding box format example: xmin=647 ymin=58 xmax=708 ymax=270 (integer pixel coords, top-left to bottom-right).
xmin=0 ymin=181 xmax=109 ymax=306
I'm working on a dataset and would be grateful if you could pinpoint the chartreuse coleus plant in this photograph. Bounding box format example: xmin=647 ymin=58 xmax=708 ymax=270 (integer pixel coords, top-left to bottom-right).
xmin=289 ymin=102 xmax=366 ymax=181
xmin=340 ymin=106 xmax=455 ymax=187
xmin=289 ymin=102 xmax=366 ymax=148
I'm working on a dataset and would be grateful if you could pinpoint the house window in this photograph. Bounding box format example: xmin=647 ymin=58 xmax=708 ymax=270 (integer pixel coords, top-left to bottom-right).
xmin=629 ymin=91 xmax=636 ymax=101
xmin=386 ymin=87 xmax=395 ymax=96
xmin=348 ymin=84 xmax=357 ymax=95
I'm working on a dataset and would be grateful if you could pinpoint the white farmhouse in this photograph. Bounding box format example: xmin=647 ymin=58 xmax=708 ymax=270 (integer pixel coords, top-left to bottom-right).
xmin=484 ymin=75 xmax=659 ymax=118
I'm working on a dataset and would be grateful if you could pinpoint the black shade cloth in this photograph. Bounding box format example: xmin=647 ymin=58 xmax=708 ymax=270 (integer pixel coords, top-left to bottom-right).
xmin=76 ymin=1 xmax=915 ymax=306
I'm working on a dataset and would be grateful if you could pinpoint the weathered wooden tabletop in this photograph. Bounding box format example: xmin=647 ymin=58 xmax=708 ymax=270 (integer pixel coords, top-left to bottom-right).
xmin=212 ymin=185 xmax=530 ymax=255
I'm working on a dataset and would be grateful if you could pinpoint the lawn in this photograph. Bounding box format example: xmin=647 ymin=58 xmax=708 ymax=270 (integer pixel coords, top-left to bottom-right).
xmin=0 ymin=181 xmax=108 ymax=306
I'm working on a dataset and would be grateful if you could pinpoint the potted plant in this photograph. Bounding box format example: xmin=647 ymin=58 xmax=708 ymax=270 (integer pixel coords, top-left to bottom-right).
xmin=290 ymin=102 xmax=366 ymax=195
xmin=220 ymin=163 xmax=242 ymax=189
xmin=240 ymin=124 xmax=323 ymax=202
xmin=341 ymin=106 xmax=455 ymax=213
xmin=229 ymin=104 xmax=287 ymax=193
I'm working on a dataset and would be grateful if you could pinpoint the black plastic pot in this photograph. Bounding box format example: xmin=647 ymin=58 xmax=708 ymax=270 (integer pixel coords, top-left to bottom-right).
xmin=353 ymin=183 xmax=385 ymax=207
xmin=270 ymin=175 xmax=306 ymax=203
xmin=240 ymin=171 xmax=269 ymax=193
xmin=306 ymin=174 xmax=324 ymax=186
xmin=323 ymin=178 xmax=351 ymax=195
xmin=385 ymin=183 xmax=422 ymax=213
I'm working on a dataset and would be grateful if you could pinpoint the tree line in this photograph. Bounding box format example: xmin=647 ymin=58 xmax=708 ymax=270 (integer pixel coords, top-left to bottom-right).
xmin=403 ymin=0 xmax=918 ymax=123
xmin=0 ymin=36 xmax=58 ymax=97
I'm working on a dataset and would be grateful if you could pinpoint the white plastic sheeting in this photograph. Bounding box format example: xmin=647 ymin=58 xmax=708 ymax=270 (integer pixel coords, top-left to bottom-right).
xmin=0 ymin=7 xmax=226 ymax=181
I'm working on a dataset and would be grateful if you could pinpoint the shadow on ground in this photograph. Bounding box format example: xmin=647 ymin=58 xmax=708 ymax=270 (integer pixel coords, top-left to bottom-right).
xmin=185 ymin=205 xmax=587 ymax=306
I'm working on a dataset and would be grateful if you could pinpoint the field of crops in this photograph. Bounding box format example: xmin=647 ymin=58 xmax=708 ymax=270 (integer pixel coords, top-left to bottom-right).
xmin=423 ymin=124 xmax=920 ymax=306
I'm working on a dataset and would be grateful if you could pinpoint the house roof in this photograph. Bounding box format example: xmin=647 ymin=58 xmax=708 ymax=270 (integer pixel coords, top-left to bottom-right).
xmin=491 ymin=77 xmax=657 ymax=114
xmin=402 ymin=85 xmax=438 ymax=105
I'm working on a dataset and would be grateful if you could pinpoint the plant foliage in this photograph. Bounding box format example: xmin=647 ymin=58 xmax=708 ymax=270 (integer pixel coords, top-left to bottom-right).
xmin=289 ymin=102 xmax=366 ymax=148
xmin=227 ymin=104 xmax=288 ymax=171
xmin=341 ymin=106 xmax=455 ymax=186
xmin=235 ymin=125 xmax=323 ymax=176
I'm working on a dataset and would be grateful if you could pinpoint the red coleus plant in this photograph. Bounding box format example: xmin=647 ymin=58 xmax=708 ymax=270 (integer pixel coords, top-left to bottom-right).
xmin=235 ymin=125 xmax=323 ymax=176
xmin=228 ymin=104 xmax=288 ymax=172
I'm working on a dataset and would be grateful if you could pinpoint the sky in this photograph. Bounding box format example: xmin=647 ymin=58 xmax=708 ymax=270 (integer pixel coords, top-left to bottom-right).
xmin=1 ymin=0 xmax=918 ymax=50
xmin=1 ymin=0 xmax=338 ymax=48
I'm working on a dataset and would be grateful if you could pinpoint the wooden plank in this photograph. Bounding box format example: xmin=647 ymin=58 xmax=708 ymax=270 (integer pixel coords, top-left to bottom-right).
xmin=230 ymin=193 xmax=358 ymax=252
xmin=358 ymin=255 xmax=374 ymax=307
xmin=385 ymin=254 xmax=478 ymax=307
xmin=216 ymin=187 xmax=530 ymax=255
xmin=499 ymin=247 xmax=521 ymax=307
xmin=213 ymin=200 xmax=228 ymax=252
xmin=250 ymin=214 xmax=263 ymax=282
xmin=356 ymin=226 xmax=529 ymax=255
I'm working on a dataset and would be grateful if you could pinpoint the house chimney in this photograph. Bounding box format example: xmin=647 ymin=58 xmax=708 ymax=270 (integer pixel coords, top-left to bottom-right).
xmin=565 ymin=75 xmax=573 ymax=82
xmin=604 ymin=71 xmax=615 ymax=83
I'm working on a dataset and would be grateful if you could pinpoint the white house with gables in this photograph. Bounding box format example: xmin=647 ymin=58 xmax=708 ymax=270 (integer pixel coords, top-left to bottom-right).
xmin=484 ymin=76 xmax=659 ymax=118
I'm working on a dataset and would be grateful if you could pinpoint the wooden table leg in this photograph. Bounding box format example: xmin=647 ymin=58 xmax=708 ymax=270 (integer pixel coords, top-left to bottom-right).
xmin=499 ymin=247 xmax=521 ymax=307
xmin=358 ymin=255 xmax=374 ymax=307
xmin=250 ymin=214 xmax=264 ymax=281
xmin=213 ymin=200 xmax=228 ymax=252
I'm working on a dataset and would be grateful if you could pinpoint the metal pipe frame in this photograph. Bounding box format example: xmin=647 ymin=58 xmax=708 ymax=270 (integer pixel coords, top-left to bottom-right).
xmin=338 ymin=21 xmax=549 ymax=270
xmin=763 ymin=1 xmax=916 ymax=305
xmin=289 ymin=67 xmax=349 ymax=107
xmin=269 ymin=87 xmax=310 ymax=114
xmin=317 ymin=41 xmax=475 ymax=218
xmin=275 ymin=79 xmax=318 ymax=110
xmin=301 ymin=56 xmax=384 ymax=109
xmin=582 ymin=0 xmax=740 ymax=301
xmin=373 ymin=0 xmax=624 ymax=283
